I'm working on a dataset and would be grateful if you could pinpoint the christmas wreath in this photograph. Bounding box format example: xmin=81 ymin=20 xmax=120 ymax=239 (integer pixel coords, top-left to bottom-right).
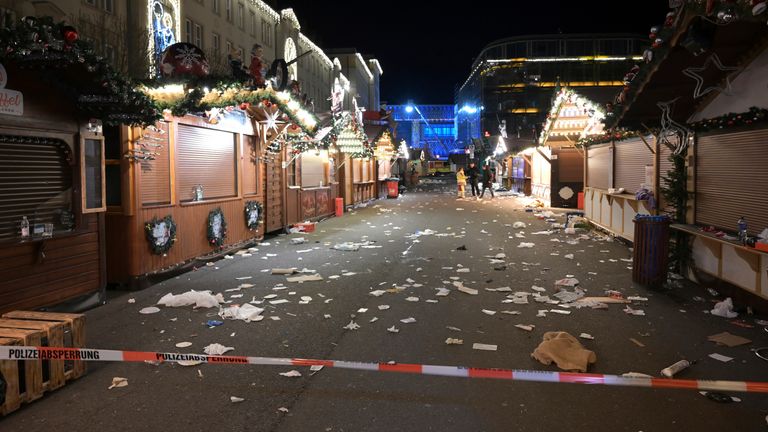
xmin=244 ymin=201 xmax=264 ymax=230
xmin=144 ymin=215 xmax=177 ymax=255
xmin=207 ymin=207 xmax=228 ymax=248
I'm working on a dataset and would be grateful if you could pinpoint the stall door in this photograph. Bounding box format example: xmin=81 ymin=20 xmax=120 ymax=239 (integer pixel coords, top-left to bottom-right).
xmin=265 ymin=152 xmax=284 ymax=232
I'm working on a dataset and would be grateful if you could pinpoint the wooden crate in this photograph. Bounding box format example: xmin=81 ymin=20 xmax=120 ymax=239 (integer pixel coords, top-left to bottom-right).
xmin=0 ymin=328 xmax=43 ymax=402
xmin=0 ymin=337 xmax=22 ymax=416
xmin=2 ymin=311 xmax=86 ymax=380
xmin=0 ymin=319 xmax=65 ymax=391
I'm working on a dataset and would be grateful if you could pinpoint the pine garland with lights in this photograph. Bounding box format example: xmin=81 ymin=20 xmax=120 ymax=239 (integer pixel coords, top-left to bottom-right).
xmin=0 ymin=16 xmax=160 ymax=126
xmin=576 ymin=130 xmax=639 ymax=148
xmin=689 ymin=107 xmax=768 ymax=131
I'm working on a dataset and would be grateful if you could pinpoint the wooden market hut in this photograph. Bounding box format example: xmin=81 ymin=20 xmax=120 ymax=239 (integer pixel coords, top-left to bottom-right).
xmin=105 ymin=87 xmax=318 ymax=288
xmin=0 ymin=18 xmax=161 ymax=312
xmin=531 ymin=88 xmax=608 ymax=208
xmin=328 ymin=113 xmax=375 ymax=207
xmin=368 ymin=128 xmax=395 ymax=199
xmin=600 ymin=1 xmax=768 ymax=301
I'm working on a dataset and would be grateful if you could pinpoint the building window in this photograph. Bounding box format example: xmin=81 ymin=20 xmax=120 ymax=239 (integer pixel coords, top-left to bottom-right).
xmin=226 ymin=40 xmax=233 ymax=57
xmin=212 ymin=0 xmax=219 ymax=14
xmin=261 ymin=19 xmax=272 ymax=47
xmin=249 ymin=10 xmax=256 ymax=36
xmin=212 ymin=32 xmax=220 ymax=60
xmin=184 ymin=19 xmax=192 ymax=43
xmin=238 ymin=2 xmax=244 ymax=29
xmin=237 ymin=46 xmax=244 ymax=61
xmin=84 ymin=0 xmax=97 ymax=6
xmin=103 ymin=0 xmax=114 ymax=13
xmin=226 ymin=0 xmax=232 ymax=22
xmin=194 ymin=23 xmax=203 ymax=48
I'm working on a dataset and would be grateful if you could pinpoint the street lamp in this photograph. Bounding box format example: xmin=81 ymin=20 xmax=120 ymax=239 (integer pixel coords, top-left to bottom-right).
xmin=405 ymin=105 xmax=414 ymax=113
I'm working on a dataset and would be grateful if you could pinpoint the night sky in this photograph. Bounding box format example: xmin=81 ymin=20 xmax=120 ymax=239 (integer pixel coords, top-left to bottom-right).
xmin=270 ymin=1 xmax=670 ymax=105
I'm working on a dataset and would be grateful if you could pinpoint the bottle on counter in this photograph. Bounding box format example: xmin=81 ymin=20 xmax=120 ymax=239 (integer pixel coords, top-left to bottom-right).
xmin=20 ymin=216 xmax=29 ymax=238
xmin=737 ymin=216 xmax=748 ymax=244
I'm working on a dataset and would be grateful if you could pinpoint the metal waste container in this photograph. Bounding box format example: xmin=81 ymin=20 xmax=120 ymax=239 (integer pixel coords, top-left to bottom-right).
xmin=387 ymin=178 xmax=399 ymax=198
xmin=632 ymin=215 xmax=671 ymax=287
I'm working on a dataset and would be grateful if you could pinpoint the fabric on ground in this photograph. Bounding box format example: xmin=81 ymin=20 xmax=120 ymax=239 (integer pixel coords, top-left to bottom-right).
xmin=531 ymin=331 xmax=597 ymax=372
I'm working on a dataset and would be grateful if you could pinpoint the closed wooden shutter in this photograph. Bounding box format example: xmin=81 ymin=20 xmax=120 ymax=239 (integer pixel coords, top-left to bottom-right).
xmin=176 ymin=124 xmax=237 ymax=202
xmin=300 ymin=153 xmax=325 ymax=187
xmin=352 ymin=159 xmax=362 ymax=182
xmin=696 ymin=129 xmax=768 ymax=235
xmin=378 ymin=160 xmax=391 ymax=180
xmin=242 ymin=135 xmax=258 ymax=196
xmin=140 ymin=122 xmax=171 ymax=206
xmin=556 ymin=149 xmax=583 ymax=183
xmin=0 ymin=136 xmax=73 ymax=242
xmin=587 ymin=143 xmax=611 ymax=190
xmin=614 ymin=137 xmax=653 ymax=193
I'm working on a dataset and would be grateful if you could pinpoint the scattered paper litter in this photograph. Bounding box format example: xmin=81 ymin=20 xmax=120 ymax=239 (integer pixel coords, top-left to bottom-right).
xmin=108 ymin=377 xmax=128 ymax=389
xmin=387 ymin=326 xmax=400 ymax=333
xmin=236 ymin=276 xmax=252 ymax=280
xmin=486 ymin=287 xmax=513 ymax=292
xmin=343 ymin=320 xmax=360 ymax=330
xmin=515 ymin=324 xmax=535 ymax=332
xmin=139 ymin=306 xmax=161 ymax=314
xmin=158 ymin=290 xmax=223 ymax=309
xmin=711 ymin=297 xmax=738 ymax=319
xmin=472 ymin=343 xmax=498 ymax=351
xmin=531 ymin=331 xmax=596 ymax=372
xmin=378 ymin=305 xmax=390 ymax=310
xmin=405 ymin=297 xmax=419 ymax=302
xmin=457 ymin=286 xmax=479 ymax=295
xmin=501 ymin=310 xmax=521 ymax=315
xmin=579 ymin=333 xmax=595 ymax=340
xmin=623 ymin=306 xmax=646 ymax=316
xmin=369 ymin=290 xmax=386 ymax=297
xmin=482 ymin=309 xmax=497 ymax=316
xmin=549 ymin=309 xmax=571 ymax=315
xmin=436 ymin=288 xmax=451 ymax=296
xmin=310 ymin=365 xmax=324 ymax=373
xmin=204 ymin=343 xmax=234 ymax=356
xmin=708 ymin=332 xmax=752 ymax=347
xmin=178 ymin=360 xmax=203 ymax=367
xmin=446 ymin=326 xmax=462 ymax=332
xmin=531 ymin=285 xmax=546 ymax=292
xmin=554 ymin=278 xmax=579 ymax=287
xmin=269 ymin=299 xmax=290 ymax=305
xmin=553 ymin=290 xmax=584 ymax=303
xmin=445 ymin=338 xmax=464 ymax=345
xmin=627 ymin=296 xmax=649 ymax=301
xmin=564 ymin=254 xmax=574 ymax=260
xmin=518 ymin=242 xmax=535 ymax=248
xmin=175 ymin=342 xmax=193 ymax=348
xmin=709 ymin=353 xmax=734 ymax=363
xmin=356 ymin=308 xmax=368 ymax=313
xmin=127 ymin=298 xmax=135 ymax=304
xmin=271 ymin=268 xmax=297 ymax=275
xmin=279 ymin=370 xmax=302 ymax=377
xmin=230 ymin=396 xmax=245 ymax=403
xmin=286 ymin=274 xmax=323 ymax=283
xmin=290 ymin=237 xmax=307 ymax=245
xmin=400 ymin=317 xmax=417 ymax=324
xmin=512 ymin=221 xmax=526 ymax=229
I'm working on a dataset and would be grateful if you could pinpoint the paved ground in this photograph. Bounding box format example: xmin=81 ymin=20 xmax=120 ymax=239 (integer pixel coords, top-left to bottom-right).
xmin=3 ymin=179 xmax=768 ymax=432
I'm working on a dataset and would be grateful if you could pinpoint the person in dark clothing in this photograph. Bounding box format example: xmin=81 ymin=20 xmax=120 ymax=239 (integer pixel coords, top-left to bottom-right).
xmin=466 ymin=162 xmax=480 ymax=197
xmin=479 ymin=164 xmax=495 ymax=199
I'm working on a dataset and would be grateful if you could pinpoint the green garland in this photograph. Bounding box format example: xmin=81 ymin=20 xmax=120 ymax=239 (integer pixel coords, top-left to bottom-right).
xmin=244 ymin=201 xmax=263 ymax=230
xmin=144 ymin=215 xmax=177 ymax=255
xmin=689 ymin=107 xmax=768 ymax=132
xmin=0 ymin=16 xmax=160 ymax=126
xmin=206 ymin=207 xmax=228 ymax=248
xmin=661 ymin=152 xmax=692 ymax=272
xmin=577 ymin=130 xmax=639 ymax=148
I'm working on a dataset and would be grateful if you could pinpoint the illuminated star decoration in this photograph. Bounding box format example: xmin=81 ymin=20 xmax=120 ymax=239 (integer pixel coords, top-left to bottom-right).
xmin=682 ymin=53 xmax=741 ymax=99
xmin=262 ymin=106 xmax=280 ymax=134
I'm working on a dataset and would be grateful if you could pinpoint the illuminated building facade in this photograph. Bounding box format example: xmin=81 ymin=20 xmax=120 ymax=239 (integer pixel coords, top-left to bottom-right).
xmin=390 ymin=104 xmax=457 ymax=159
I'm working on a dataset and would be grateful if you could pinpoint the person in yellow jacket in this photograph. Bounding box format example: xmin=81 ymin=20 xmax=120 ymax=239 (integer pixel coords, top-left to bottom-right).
xmin=456 ymin=167 xmax=467 ymax=198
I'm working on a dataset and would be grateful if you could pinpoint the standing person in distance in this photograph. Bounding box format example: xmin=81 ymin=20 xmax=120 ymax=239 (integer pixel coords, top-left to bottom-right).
xmin=456 ymin=167 xmax=467 ymax=199
xmin=466 ymin=161 xmax=480 ymax=198
xmin=479 ymin=163 xmax=495 ymax=199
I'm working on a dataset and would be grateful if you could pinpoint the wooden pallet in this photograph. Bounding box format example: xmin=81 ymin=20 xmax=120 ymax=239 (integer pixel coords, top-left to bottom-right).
xmin=0 ymin=337 xmax=22 ymax=416
xmin=2 ymin=311 xmax=86 ymax=380
xmin=0 ymin=319 xmax=65 ymax=391
xmin=0 ymin=328 xmax=43 ymax=403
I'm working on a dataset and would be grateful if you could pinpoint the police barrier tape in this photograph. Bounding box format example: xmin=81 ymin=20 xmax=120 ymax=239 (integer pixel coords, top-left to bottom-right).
xmin=2 ymin=346 xmax=767 ymax=394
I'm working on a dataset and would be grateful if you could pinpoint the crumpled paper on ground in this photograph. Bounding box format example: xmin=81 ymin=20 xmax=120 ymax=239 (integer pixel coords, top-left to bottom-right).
xmin=531 ymin=331 xmax=597 ymax=372
xmin=711 ymin=297 xmax=738 ymax=319
xmin=219 ymin=303 xmax=265 ymax=322
xmin=204 ymin=343 xmax=234 ymax=355
xmin=158 ymin=290 xmax=224 ymax=309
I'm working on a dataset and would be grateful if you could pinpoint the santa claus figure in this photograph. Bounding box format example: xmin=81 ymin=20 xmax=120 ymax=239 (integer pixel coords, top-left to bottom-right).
xmin=249 ymin=44 xmax=266 ymax=87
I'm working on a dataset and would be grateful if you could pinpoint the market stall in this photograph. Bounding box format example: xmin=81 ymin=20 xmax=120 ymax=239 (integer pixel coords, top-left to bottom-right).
xmin=371 ymin=129 xmax=395 ymax=198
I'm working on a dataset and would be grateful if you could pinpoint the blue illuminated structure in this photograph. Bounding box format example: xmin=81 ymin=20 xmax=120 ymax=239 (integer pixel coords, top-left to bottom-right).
xmin=390 ymin=104 xmax=458 ymax=159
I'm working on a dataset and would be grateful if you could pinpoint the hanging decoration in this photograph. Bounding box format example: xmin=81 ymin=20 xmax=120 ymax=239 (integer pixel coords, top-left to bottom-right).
xmin=688 ymin=106 xmax=768 ymax=131
xmin=0 ymin=16 xmax=160 ymax=126
xmin=576 ymin=130 xmax=638 ymax=148
xmin=682 ymin=53 xmax=741 ymax=98
xmin=374 ymin=130 xmax=395 ymax=160
xmin=244 ymin=201 xmax=263 ymax=230
xmin=144 ymin=215 xmax=177 ymax=255
xmin=206 ymin=207 xmax=228 ymax=248
xmin=540 ymin=88 xmax=606 ymax=145
xmin=657 ymin=99 xmax=692 ymax=155
xmin=160 ymin=42 xmax=210 ymax=78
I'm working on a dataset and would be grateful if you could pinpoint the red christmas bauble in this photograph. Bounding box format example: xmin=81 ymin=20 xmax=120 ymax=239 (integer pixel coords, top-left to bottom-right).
xmin=62 ymin=26 xmax=78 ymax=43
xmin=239 ymin=102 xmax=250 ymax=110
xmin=159 ymin=42 xmax=210 ymax=78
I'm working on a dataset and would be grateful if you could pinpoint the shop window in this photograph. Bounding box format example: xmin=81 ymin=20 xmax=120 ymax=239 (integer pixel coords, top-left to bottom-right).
xmin=241 ymin=135 xmax=259 ymax=196
xmin=176 ymin=124 xmax=237 ymax=202
xmin=287 ymin=155 xmax=298 ymax=187
xmin=140 ymin=122 xmax=171 ymax=206
xmin=104 ymin=125 xmax=122 ymax=209
xmin=0 ymin=135 xmax=74 ymax=242
xmin=300 ymin=152 xmax=326 ymax=187
xmin=81 ymin=135 xmax=106 ymax=213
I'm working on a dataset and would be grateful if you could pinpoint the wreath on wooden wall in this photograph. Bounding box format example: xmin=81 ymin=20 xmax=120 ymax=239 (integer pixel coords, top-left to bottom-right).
xmin=144 ymin=215 xmax=177 ymax=255
xmin=207 ymin=207 xmax=228 ymax=248
xmin=244 ymin=201 xmax=264 ymax=230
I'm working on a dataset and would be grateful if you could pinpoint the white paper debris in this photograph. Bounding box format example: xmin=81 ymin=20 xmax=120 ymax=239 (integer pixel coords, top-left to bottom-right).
xmin=514 ymin=324 xmax=535 ymax=332
xmin=579 ymin=333 xmax=595 ymax=340
xmin=623 ymin=306 xmax=646 ymax=316
xmin=158 ymin=290 xmax=223 ymax=309
xmin=554 ymin=278 xmax=579 ymax=287
xmin=709 ymin=353 xmax=734 ymax=363
xmin=445 ymin=338 xmax=464 ymax=345
xmin=711 ymin=297 xmax=738 ymax=319
xmin=230 ymin=396 xmax=245 ymax=403
xmin=456 ymin=268 xmax=471 ymax=273
xmin=290 ymin=237 xmax=307 ymax=245
xmin=128 ymin=298 xmax=136 ymax=304
xmin=175 ymin=342 xmax=193 ymax=348
xmin=512 ymin=222 xmax=526 ymax=229
xmin=400 ymin=317 xmax=417 ymax=324
xmin=139 ymin=306 xmax=161 ymax=314
xmin=518 ymin=242 xmax=535 ymax=248
xmin=279 ymin=370 xmax=302 ymax=377
xmin=343 ymin=320 xmax=360 ymax=330
xmin=269 ymin=299 xmax=290 ymax=305
xmin=204 ymin=343 xmax=234 ymax=355
xmin=378 ymin=305 xmax=390 ymax=310
xmin=108 ymin=377 xmax=128 ymax=389
xmin=405 ymin=297 xmax=420 ymax=302
xmin=457 ymin=286 xmax=479 ymax=295
xmin=472 ymin=343 xmax=498 ymax=351
xmin=286 ymin=274 xmax=323 ymax=283
xmin=387 ymin=326 xmax=400 ymax=333
xmin=482 ymin=309 xmax=497 ymax=316
xmin=369 ymin=290 xmax=386 ymax=297
xmin=446 ymin=326 xmax=462 ymax=332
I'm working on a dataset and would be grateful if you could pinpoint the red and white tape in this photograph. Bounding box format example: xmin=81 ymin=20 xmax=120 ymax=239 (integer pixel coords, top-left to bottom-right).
xmin=2 ymin=346 xmax=766 ymax=394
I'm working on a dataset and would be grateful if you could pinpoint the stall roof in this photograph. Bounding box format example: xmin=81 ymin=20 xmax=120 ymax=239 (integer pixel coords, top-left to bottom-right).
xmin=612 ymin=10 xmax=768 ymax=129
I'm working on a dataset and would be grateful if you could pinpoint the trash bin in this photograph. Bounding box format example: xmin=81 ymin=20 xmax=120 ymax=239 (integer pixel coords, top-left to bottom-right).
xmin=387 ymin=178 xmax=399 ymax=198
xmin=632 ymin=215 xmax=671 ymax=287
xmin=335 ymin=197 xmax=344 ymax=217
